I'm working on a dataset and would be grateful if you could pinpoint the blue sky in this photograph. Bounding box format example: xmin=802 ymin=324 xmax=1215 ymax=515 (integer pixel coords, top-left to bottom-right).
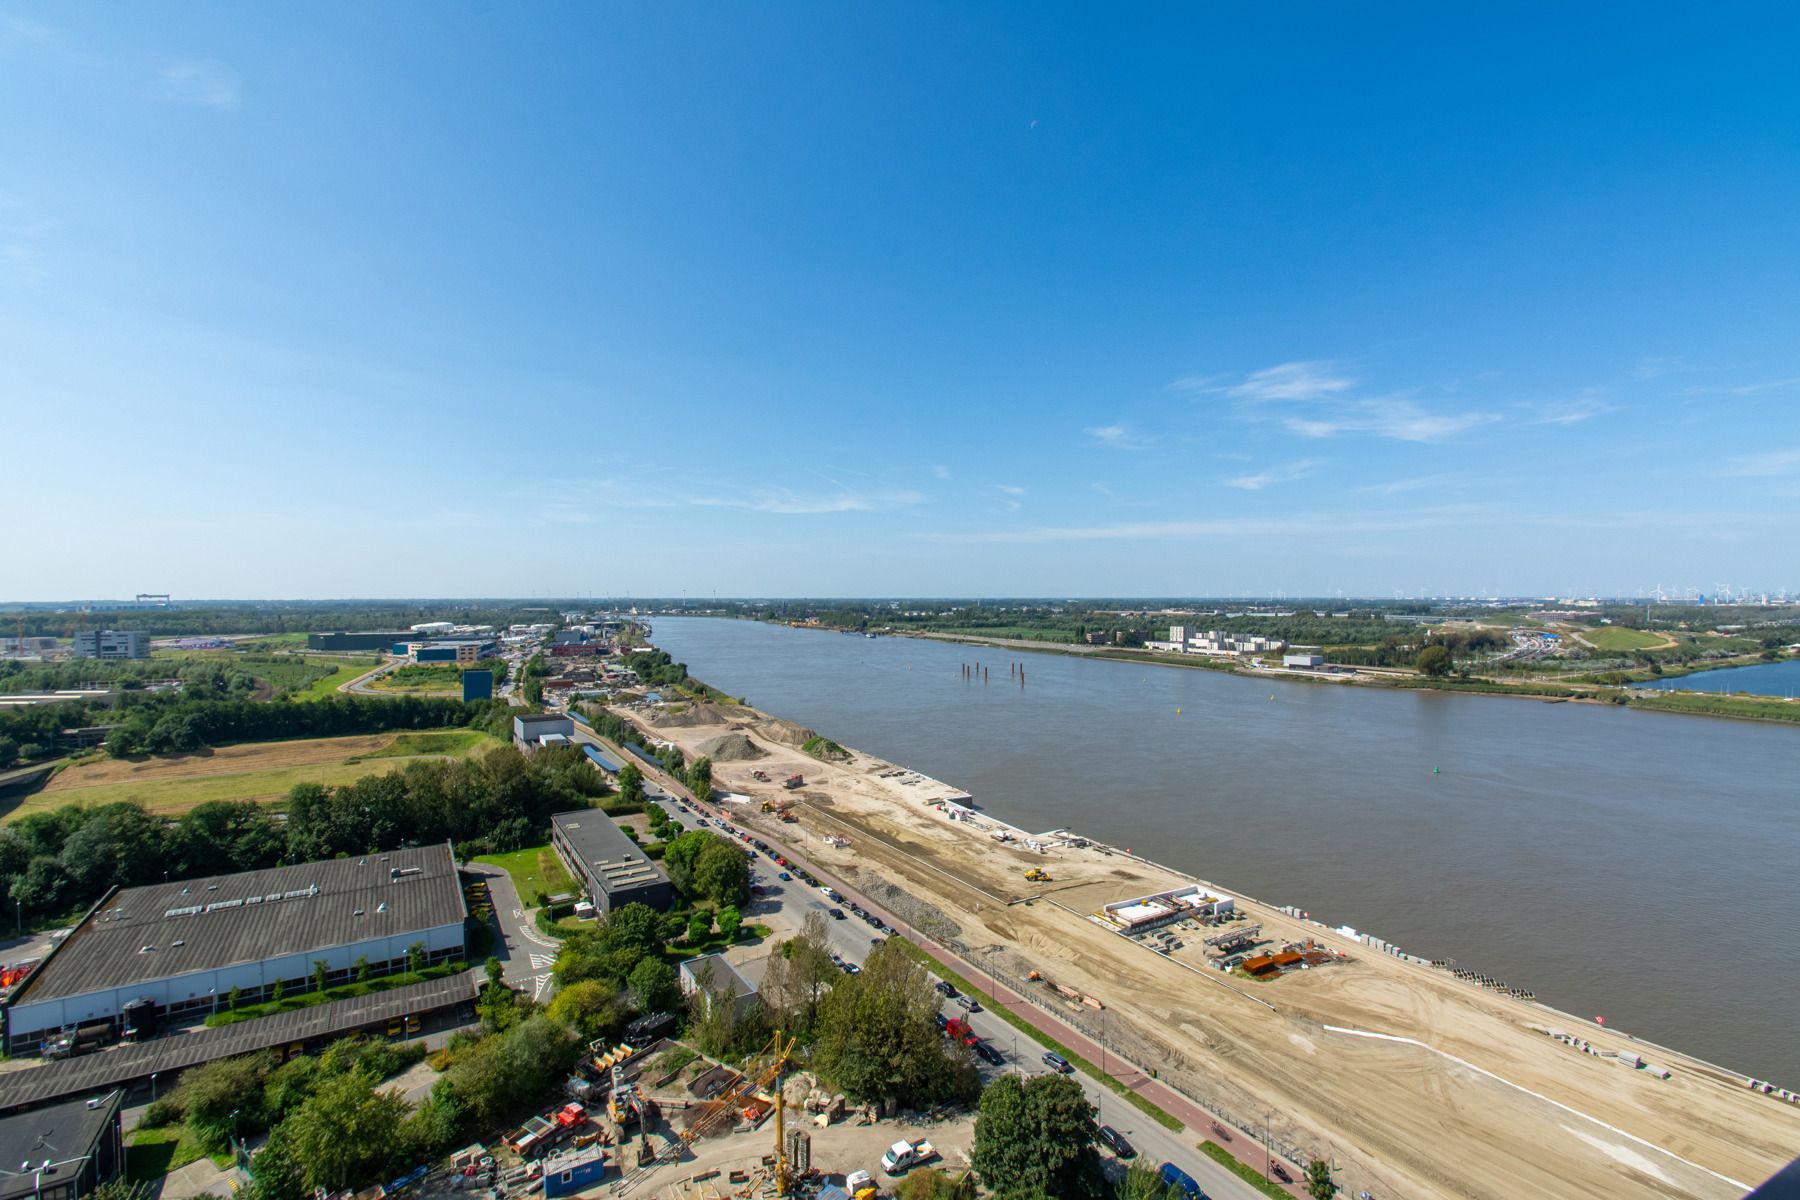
xmin=3 ymin=3 xmax=1797 ymax=600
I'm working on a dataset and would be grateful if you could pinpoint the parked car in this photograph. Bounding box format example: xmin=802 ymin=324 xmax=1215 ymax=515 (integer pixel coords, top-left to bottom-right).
xmin=778 ymin=872 xmax=792 ymax=881
xmin=1041 ymin=1051 xmax=1073 ymax=1073
xmin=973 ymin=1041 xmax=1003 ymax=1066
xmin=933 ymin=1012 xmax=949 ymax=1031
xmin=405 ymin=1014 xmax=422 ymax=1035
xmin=954 ymin=995 xmax=982 ymax=1013
xmin=387 ymin=1017 xmax=404 ymax=1038
xmin=934 ymin=980 xmax=958 ymax=998
xmin=1158 ymin=1162 xmax=1206 ymax=1199
xmin=1097 ymin=1126 xmax=1135 ymax=1158
xmin=829 ymin=908 xmax=846 ymax=920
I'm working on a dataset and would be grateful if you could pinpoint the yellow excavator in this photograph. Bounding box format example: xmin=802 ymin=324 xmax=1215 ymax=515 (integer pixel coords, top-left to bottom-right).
xmin=1024 ymin=867 xmax=1052 ymax=882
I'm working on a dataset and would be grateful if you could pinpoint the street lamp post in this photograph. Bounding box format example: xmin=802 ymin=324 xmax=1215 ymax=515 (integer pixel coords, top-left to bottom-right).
xmin=1264 ymin=1111 xmax=1274 ymax=1181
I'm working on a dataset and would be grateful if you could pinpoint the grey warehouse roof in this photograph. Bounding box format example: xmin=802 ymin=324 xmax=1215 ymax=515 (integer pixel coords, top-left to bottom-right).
xmin=10 ymin=845 xmax=465 ymax=1005
xmin=551 ymin=811 xmax=668 ymax=895
xmin=0 ymin=1091 xmax=120 ymax=1199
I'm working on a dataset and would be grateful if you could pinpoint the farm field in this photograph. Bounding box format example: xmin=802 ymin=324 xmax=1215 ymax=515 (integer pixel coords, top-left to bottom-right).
xmin=4 ymin=729 xmax=504 ymax=820
xmin=473 ymin=844 xmax=577 ymax=904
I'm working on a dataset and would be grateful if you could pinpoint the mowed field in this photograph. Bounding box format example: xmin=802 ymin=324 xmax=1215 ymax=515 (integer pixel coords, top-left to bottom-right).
xmin=1580 ymin=625 xmax=1669 ymax=651
xmin=6 ymin=729 xmax=502 ymax=820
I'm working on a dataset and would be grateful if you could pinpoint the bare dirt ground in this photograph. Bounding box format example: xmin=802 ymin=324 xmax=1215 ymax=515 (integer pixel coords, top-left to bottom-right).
xmin=631 ymin=702 xmax=1800 ymax=1200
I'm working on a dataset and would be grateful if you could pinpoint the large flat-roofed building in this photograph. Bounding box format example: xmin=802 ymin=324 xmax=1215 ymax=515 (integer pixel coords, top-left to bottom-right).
xmin=307 ymin=630 xmax=417 ymax=652
xmin=2 ymin=845 xmax=467 ymax=1055
xmin=70 ymin=631 xmax=148 ymax=660
xmin=550 ymin=811 xmax=671 ymax=915
xmin=0 ymin=1091 xmax=123 ymax=1200
xmin=515 ymin=714 xmax=575 ymax=750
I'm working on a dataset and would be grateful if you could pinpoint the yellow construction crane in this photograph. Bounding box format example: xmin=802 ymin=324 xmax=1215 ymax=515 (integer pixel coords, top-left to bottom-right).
xmin=677 ymin=1030 xmax=800 ymax=1191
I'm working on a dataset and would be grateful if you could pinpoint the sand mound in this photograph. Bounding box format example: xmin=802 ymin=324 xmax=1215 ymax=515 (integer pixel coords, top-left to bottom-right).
xmin=651 ymin=700 xmax=744 ymax=728
xmin=755 ymin=717 xmax=816 ymax=747
xmin=697 ymin=733 xmax=766 ymax=761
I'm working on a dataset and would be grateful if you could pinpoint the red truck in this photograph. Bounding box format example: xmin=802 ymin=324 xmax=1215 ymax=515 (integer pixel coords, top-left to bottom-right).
xmin=945 ymin=1018 xmax=980 ymax=1047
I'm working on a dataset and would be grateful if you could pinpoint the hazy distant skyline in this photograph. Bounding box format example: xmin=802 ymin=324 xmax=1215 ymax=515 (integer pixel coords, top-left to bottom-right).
xmin=3 ymin=4 xmax=1797 ymax=600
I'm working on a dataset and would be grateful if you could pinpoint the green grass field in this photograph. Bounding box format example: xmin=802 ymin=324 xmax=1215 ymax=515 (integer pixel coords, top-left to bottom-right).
xmin=1582 ymin=626 xmax=1666 ymax=652
xmin=346 ymin=729 xmax=494 ymax=761
xmin=371 ymin=663 xmax=469 ymax=694
xmin=474 ymin=844 xmax=578 ymax=905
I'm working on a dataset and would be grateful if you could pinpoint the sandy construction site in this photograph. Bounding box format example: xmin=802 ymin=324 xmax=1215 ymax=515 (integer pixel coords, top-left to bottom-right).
xmin=628 ymin=700 xmax=1800 ymax=1199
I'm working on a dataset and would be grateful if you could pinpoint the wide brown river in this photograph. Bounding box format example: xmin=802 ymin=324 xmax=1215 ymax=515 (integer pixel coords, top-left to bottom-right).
xmin=648 ymin=617 xmax=1800 ymax=1086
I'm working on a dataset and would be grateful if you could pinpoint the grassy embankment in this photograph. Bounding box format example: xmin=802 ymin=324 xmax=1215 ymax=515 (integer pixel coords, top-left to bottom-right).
xmin=369 ymin=663 xmax=495 ymax=696
xmin=3 ymin=729 xmax=503 ymax=821
xmin=883 ymin=938 xmax=1183 ymax=1132
xmin=204 ymin=961 xmax=466 ymax=1027
xmin=126 ymin=1125 xmax=223 ymax=1181
xmin=290 ymin=655 xmax=385 ymax=700
xmin=1198 ymin=1140 xmax=1292 ymax=1199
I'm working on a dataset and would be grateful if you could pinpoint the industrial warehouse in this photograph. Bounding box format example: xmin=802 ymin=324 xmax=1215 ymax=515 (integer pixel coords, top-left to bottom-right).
xmin=2 ymin=844 xmax=468 ymax=1056
xmin=549 ymin=811 xmax=672 ymax=916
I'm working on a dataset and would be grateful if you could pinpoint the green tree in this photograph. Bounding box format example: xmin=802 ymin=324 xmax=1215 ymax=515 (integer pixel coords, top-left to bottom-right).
xmin=629 ymin=956 xmax=679 ymax=1013
xmin=686 ymin=756 xmax=713 ymax=798
xmin=271 ymin=977 xmax=285 ymax=1003
xmin=693 ymin=838 xmax=750 ymax=908
xmin=0 ymin=735 xmax=17 ymax=769
xmin=313 ymin=961 xmax=328 ymax=993
xmin=717 ymin=904 xmax=742 ymax=942
xmin=616 ymin=762 xmax=644 ymax=805
xmin=1305 ymin=1159 xmax=1337 ymax=1199
xmin=171 ymin=1053 xmax=270 ymax=1151
xmin=407 ymin=941 xmax=425 ymax=974
xmin=687 ymin=912 xmax=712 ymax=943
xmin=1416 ymin=644 xmax=1452 ymax=676
xmin=546 ymin=980 xmax=629 ymax=1040
xmin=281 ymin=1071 xmax=411 ymax=1192
xmin=355 ymin=955 xmax=371 ymax=983
xmin=972 ymin=1074 xmax=1104 ymax=1200
xmin=896 ymin=1169 xmax=958 ymax=1200
xmin=811 ymin=941 xmax=979 ymax=1108
xmin=227 ymin=985 xmax=240 ymax=1012
xmin=1115 ymin=1163 xmax=1170 ymax=1199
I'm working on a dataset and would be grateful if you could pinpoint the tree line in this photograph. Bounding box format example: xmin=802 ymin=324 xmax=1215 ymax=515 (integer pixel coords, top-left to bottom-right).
xmin=0 ymin=743 xmax=607 ymax=922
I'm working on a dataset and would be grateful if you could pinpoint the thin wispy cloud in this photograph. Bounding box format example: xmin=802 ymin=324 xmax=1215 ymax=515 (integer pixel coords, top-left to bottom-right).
xmin=158 ymin=59 xmax=242 ymax=110
xmin=1283 ymin=395 xmax=1498 ymax=442
xmin=1223 ymin=459 xmax=1322 ymax=491
xmin=1223 ymin=361 xmax=1356 ymax=402
xmin=929 ymin=464 xmax=952 ymax=480
xmin=1528 ymin=394 xmax=1617 ymax=425
xmin=1353 ymin=473 xmax=1457 ymax=496
xmin=993 ymin=484 xmax=1026 ymax=496
xmin=1722 ymin=448 xmax=1800 ymax=478
xmin=1084 ymin=423 xmax=1155 ymax=451
xmin=0 ymin=195 xmax=53 ymax=281
xmin=1686 ymin=376 xmax=1800 ymax=398
xmin=691 ymin=487 xmax=925 ymax=515
xmin=919 ymin=506 xmax=1486 ymax=545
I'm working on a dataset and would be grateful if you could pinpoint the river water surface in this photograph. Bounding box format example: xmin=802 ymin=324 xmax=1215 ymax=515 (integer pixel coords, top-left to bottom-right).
xmin=648 ymin=617 xmax=1800 ymax=1086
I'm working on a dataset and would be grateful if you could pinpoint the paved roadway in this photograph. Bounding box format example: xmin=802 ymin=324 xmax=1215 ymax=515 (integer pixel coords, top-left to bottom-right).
xmin=463 ymin=861 xmax=561 ymax=1003
xmin=576 ymin=730 xmax=1285 ymax=1200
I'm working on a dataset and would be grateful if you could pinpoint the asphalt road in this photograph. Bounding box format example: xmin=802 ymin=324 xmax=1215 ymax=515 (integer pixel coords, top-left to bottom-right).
xmin=623 ymin=779 xmax=1272 ymax=1200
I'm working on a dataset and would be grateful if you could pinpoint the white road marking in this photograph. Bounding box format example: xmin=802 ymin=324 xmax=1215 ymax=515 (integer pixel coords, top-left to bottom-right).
xmin=530 ymin=953 xmax=555 ymax=969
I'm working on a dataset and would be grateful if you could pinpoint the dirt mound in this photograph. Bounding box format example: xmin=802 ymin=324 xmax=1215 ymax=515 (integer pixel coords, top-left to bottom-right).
xmin=754 ymin=717 xmax=816 ymax=747
xmin=650 ymin=700 xmax=746 ymax=728
xmin=696 ymin=733 xmax=766 ymax=761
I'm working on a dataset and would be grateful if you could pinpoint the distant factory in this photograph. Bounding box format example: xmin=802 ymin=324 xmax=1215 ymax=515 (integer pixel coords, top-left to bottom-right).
xmin=70 ymin=631 xmax=149 ymax=660
xmin=1145 ymin=625 xmax=1285 ymax=657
